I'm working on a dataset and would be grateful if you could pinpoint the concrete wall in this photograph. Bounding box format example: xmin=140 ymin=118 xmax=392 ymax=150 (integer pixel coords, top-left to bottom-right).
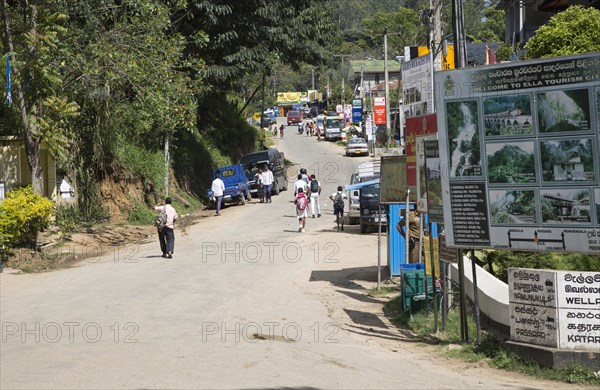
xmin=450 ymin=257 xmax=510 ymax=327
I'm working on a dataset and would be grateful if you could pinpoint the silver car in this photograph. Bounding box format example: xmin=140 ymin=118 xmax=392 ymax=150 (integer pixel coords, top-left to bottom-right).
xmin=345 ymin=137 xmax=369 ymax=156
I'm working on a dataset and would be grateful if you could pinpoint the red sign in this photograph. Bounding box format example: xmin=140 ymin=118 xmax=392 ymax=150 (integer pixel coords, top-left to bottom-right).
xmin=373 ymin=97 xmax=386 ymax=125
xmin=405 ymin=114 xmax=437 ymax=186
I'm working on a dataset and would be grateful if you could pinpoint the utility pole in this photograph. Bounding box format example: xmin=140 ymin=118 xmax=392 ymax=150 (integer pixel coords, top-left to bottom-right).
xmin=453 ymin=0 xmax=467 ymax=68
xmin=333 ymin=54 xmax=350 ymax=107
xmin=384 ymin=29 xmax=391 ymax=135
xmin=311 ymin=67 xmax=315 ymax=90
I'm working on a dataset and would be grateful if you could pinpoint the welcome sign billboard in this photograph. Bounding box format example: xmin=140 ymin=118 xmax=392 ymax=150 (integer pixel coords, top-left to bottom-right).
xmin=435 ymin=52 xmax=600 ymax=254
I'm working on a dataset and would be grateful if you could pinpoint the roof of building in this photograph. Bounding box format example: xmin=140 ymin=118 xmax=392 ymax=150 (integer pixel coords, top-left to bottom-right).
xmin=370 ymin=80 xmax=400 ymax=92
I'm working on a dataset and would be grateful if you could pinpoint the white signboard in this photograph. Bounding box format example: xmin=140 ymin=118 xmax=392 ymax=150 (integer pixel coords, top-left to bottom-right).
xmin=402 ymin=53 xmax=433 ymax=120
xmin=509 ymin=268 xmax=600 ymax=351
xmin=436 ymin=52 xmax=600 ymax=254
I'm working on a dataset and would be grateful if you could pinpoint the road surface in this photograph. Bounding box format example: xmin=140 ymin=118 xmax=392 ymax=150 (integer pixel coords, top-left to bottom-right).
xmin=0 ymin=119 xmax=579 ymax=389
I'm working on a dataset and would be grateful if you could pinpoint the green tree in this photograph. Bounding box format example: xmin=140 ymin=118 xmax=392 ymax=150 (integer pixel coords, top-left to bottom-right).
xmin=1 ymin=1 xmax=78 ymax=195
xmin=362 ymin=8 xmax=425 ymax=55
xmin=524 ymin=5 xmax=600 ymax=59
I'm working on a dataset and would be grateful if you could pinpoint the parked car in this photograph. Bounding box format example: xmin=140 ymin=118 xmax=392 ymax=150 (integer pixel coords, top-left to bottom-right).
xmin=240 ymin=148 xmax=288 ymax=197
xmin=207 ymin=164 xmax=250 ymax=206
xmin=345 ymin=137 xmax=369 ymax=156
xmin=286 ymin=110 xmax=303 ymax=125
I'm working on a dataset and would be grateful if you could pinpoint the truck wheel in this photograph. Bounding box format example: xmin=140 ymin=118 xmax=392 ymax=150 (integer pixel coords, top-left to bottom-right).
xmin=272 ymin=182 xmax=280 ymax=195
xmin=282 ymin=178 xmax=288 ymax=191
xmin=360 ymin=221 xmax=368 ymax=234
xmin=240 ymin=195 xmax=246 ymax=205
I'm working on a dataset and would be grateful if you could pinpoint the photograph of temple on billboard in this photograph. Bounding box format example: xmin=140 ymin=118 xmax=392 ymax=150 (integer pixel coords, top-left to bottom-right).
xmin=540 ymin=138 xmax=596 ymax=183
xmin=446 ymin=99 xmax=481 ymax=178
xmin=489 ymin=189 xmax=537 ymax=225
xmin=536 ymin=89 xmax=591 ymax=133
xmin=486 ymin=141 xmax=536 ymax=184
xmin=483 ymin=94 xmax=533 ymax=136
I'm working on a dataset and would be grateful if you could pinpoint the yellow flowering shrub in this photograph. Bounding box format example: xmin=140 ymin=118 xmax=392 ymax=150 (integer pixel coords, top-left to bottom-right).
xmin=0 ymin=186 xmax=54 ymax=249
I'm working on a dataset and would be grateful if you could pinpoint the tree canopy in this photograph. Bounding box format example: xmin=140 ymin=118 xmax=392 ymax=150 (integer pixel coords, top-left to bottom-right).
xmin=524 ymin=5 xmax=600 ymax=59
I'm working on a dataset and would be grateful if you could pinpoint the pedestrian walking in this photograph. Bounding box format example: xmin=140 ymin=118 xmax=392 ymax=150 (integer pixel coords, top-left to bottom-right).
xmin=300 ymin=168 xmax=309 ymax=185
xmin=211 ymin=171 xmax=225 ymax=215
xmin=279 ymin=124 xmax=285 ymax=138
xmin=293 ymin=174 xmax=307 ymax=197
xmin=309 ymin=121 xmax=315 ymax=137
xmin=295 ymin=188 xmax=308 ymax=232
xmin=308 ymin=174 xmax=321 ymax=218
xmin=329 ymin=186 xmax=347 ymax=231
xmin=154 ymin=197 xmax=178 ymax=258
xmin=261 ymin=164 xmax=275 ymax=203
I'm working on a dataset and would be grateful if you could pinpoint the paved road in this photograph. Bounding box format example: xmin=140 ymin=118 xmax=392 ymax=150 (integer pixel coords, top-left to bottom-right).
xmin=0 ymin=119 xmax=571 ymax=389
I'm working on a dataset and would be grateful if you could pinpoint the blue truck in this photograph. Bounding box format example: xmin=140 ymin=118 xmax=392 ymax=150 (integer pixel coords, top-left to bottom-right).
xmin=207 ymin=164 xmax=250 ymax=206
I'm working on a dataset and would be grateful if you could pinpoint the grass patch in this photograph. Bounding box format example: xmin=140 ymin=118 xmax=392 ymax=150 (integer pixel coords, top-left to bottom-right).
xmin=368 ymin=286 xmax=399 ymax=297
xmin=383 ymin=295 xmax=600 ymax=386
xmin=336 ymin=140 xmax=347 ymax=147
xmin=128 ymin=203 xmax=156 ymax=225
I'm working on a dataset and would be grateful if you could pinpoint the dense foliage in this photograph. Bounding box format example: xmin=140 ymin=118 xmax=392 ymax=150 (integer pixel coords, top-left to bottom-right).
xmin=524 ymin=5 xmax=600 ymax=59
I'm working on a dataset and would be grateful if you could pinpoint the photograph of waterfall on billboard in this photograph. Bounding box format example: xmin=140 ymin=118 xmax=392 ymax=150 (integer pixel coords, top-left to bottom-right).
xmin=446 ymin=99 xmax=481 ymax=178
xmin=540 ymin=138 xmax=596 ymax=183
xmin=540 ymin=188 xmax=591 ymax=224
xmin=483 ymin=94 xmax=533 ymax=136
xmin=489 ymin=189 xmax=537 ymax=225
xmin=486 ymin=141 xmax=536 ymax=184
xmin=537 ymin=89 xmax=590 ymax=133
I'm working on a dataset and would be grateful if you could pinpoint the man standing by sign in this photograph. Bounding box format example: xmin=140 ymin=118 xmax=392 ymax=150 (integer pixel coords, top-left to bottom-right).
xmin=397 ymin=209 xmax=421 ymax=263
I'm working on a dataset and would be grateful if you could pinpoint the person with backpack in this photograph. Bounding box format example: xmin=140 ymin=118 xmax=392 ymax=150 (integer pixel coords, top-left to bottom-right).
xmin=154 ymin=197 xmax=178 ymax=258
xmin=307 ymin=174 xmax=321 ymax=218
xmin=295 ymin=188 xmax=308 ymax=232
xmin=211 ymin=171 xmax=225 ymax=215
xmin=329 ymin=186 xmax=347 ymax=232
xmin=293 ymin=174 xmax=307 ymax=197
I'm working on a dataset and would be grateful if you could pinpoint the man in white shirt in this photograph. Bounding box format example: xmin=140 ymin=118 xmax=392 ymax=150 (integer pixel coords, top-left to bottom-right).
xmin=211 ymin=171 xmax=225 ymax=215
xmin=154 ymin=197 xmax=179 ymax=258
xmin=293 ymin=174 xmax=307 ymax=198
xmin=260 ymin=165 xmax=275 ymax=203
xmin=307 ymin=174 xmax=321 ymax=218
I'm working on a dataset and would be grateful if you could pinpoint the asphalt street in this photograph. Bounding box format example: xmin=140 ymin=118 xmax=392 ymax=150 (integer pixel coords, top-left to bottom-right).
xmin=0 ymin=118 xmax=573 ymax=389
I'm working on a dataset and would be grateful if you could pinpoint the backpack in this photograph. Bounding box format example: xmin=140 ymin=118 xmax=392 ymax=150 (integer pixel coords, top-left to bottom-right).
xmin=333 ymin=193 xmax=344 ymax=208
xmin=155 ymin=207 xmax=168 ymax=230
xmin=296 ymin=194 xmax=308 ymax=211
xmin=310 ymin=179 xmax=319 ymax=193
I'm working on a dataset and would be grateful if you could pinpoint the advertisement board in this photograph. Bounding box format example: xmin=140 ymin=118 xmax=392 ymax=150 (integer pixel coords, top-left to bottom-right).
xmin=405 ymin=114 xmax=438 ymax=202
xmin=352 ymin=98 xmax=363 ymax=122
xmin=424 ymin=140 xmax=444 ymax=222
xmin=402 ymin=53 xmax=433 ymax=120
xmin=380 ymin=156 xmax=407 ymax=204
xmin=436 ymin=52 xmax=600 ymax=254
xmin=416 ymin=134 xmax=437 ymax=212
xmin=373 ymin=97 xmax=386 ymax=125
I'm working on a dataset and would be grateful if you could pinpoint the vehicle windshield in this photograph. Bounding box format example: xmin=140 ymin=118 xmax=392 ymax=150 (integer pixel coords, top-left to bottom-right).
xmin=288 ymin=111 xmax=299 ymax=116
xmin=360 ymin=184 xmax=380 ymax=198
xmin=349 ymin=138 xmax=366 ymax=144
xmin=326 ymin=118 xmax=340 ymax=128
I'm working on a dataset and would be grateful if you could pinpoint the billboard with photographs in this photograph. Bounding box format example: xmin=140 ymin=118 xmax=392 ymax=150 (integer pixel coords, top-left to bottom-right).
xmin=435 ymin=52 xmax=600 ymax=254
xmin=402 ymin=53 xmax=433 ymax=120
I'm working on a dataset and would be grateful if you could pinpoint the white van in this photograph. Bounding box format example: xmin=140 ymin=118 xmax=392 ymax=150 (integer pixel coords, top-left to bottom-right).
xmin=348 ymin=160 xmax=381 ymax=224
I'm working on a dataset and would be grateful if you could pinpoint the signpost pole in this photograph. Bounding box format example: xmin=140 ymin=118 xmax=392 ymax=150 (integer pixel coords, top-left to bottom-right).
xmin=458 ymin=248 xmax=469 ymax=342
xmin=470 ymin=248 xmax=481 ymax=343
xmin=429 ymin=220 xmax=438 ymax=331
xmin=377 ymin=202 xmax=383 ymax=291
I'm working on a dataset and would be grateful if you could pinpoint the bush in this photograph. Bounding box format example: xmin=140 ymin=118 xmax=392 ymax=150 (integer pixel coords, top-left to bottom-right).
xmin=128 ymin=203 xmax=156 ymax=225
xmin=55 ymin=204 xmax=81 ymax=234
xmin=0 ymin=186 xmax=54 ymax=249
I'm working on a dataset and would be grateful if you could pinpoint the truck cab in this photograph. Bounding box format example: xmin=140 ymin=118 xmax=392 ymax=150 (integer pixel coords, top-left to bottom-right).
xmin=359 ymin=182 xmax=386 ymax=234
xmin=207 ymin=164 xmax=250 ymax=206
xmin=348 ymin=160 xmax=381 ymax=225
